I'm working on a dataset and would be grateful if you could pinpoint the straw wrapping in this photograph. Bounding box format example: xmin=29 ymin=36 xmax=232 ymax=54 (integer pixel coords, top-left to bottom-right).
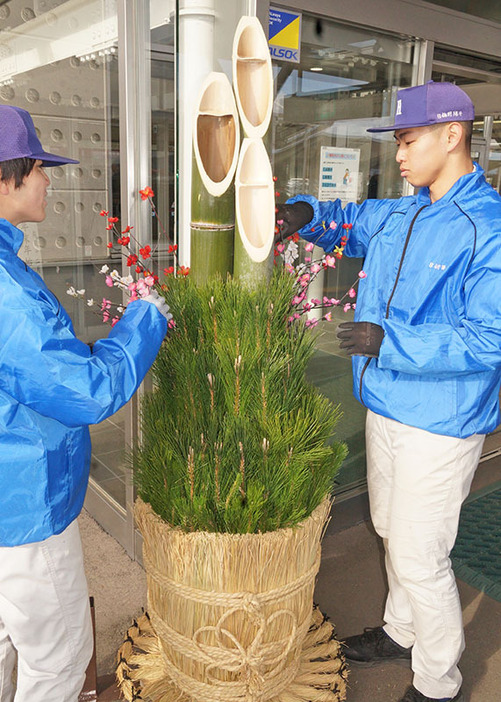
xmin=135 ymin=497 xmax=331 ymax=702
xmin=116 ymin=607 xmax=348 ymax=702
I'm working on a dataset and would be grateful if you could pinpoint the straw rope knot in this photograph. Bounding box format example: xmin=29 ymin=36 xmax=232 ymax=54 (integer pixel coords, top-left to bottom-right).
xmin=193 ymin=601 xmax=299 ymax=696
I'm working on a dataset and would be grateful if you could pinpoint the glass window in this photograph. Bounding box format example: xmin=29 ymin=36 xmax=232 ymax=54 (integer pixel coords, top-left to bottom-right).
xmin=150 ymin=3 xmax=175 ymax=269
xmin=0 ymin=0 xmax=129 ymax=505
xmin=272 ymin=15 xmax=416 ymax=494
xmin=431 ymin=46 xmax=501 ymax=195
xmin=431 ymin=45 xmax=501 ymax=450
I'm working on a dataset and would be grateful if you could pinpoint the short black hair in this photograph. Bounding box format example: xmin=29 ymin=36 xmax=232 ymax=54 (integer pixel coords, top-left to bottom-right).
xmin=0 ymin=157 xmax=37 ymax=189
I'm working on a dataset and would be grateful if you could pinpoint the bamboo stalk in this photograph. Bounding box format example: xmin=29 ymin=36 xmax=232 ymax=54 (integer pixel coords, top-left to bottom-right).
xmin=234 ymin=137 xmax=275 ymax=286
xmin=232 ymin=16 xmax=273 ymax=139
xmin=191 ymin=72 xmax=240 ymax=284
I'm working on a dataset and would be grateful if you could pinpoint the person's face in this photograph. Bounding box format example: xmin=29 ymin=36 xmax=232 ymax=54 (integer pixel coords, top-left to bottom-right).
xmin=394 ymin=125 xmax=448 ymax=190
xmin=7 ymin=160 xmax=51 ymax=226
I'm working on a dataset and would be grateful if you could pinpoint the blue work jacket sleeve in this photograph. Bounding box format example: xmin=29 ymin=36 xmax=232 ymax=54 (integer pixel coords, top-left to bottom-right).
xmin=379 ymin=238 xmax=501 ymax=375
xmin=0 ymin=291 xmax=167 ymax=427
xmin=286 ymin=194 xmax=395 ymax=257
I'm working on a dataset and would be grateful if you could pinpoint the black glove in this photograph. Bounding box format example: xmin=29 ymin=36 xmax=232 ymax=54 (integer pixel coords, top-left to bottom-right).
xmin=337 ymin=322 xmax=384 ymax=357
xmin=276 ymin=201 xmax=314 ymax=239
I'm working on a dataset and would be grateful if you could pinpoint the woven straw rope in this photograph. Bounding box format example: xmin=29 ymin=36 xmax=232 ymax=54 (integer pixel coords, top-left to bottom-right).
xmin=143 ymin=545 xmax=322 ymax=702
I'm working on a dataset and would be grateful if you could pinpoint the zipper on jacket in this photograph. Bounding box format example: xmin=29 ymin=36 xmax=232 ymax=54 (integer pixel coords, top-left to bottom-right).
xmin=358 ymin=204 xmax=428 ymax=407
xmin=358 ymin=357 xmax=372 ymax=405
xmin=385 ymin=204 xmax=428 ymax=318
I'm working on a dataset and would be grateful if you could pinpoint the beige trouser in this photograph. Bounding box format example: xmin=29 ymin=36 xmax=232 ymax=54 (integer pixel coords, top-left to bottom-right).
xmin=0 ymin=520 xmax=93 ymax=702
xmin=366 ymin=410 xmax=484 ymax=699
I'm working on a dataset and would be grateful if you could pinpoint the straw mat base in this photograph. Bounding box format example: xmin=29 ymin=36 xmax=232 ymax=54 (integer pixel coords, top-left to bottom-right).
xmin=117 ymin=605 xmax=347 ymax=702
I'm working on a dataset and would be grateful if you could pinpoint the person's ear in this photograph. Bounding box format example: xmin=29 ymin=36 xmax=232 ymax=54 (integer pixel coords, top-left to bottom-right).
xmin=446 ymin=122 xmax=463 ymax=152
xmin=0 ymin=177 xmax=10 ymax=196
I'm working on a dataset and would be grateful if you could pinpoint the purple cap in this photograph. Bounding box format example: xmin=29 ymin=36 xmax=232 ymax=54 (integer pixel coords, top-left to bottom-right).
xmin=367 ymin=80 xmax=475 ymax=133
xmin=0 ymin=105 xmax=79 ymax=166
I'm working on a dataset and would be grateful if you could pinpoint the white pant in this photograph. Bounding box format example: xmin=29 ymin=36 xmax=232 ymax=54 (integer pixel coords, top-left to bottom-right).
xmin=366 ymin=410 xmax=484 ymax=699
xmin=0 ymin=520 xmax=93 ymax=702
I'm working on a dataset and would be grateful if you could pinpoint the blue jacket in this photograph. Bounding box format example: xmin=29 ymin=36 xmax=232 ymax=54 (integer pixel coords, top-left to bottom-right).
xmin=290 ymin=165 xmax=501 ymax=439
xmin=0 ymin=219 xmax=167 ymax=546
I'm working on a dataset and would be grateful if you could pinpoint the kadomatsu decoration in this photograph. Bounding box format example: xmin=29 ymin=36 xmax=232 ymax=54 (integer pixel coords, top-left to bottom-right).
xmin=116 ymin=272 xmax=348 ymax=702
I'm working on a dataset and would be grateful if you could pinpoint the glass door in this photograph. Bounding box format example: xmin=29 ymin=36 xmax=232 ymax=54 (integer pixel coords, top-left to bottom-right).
xmin=0 ymin=0 xmax=131 ymax=531
xmin=0 ymin=0 xmax=177 ymax=554
xmin=431 ymin=46 xmax=501 ymax=460
xmin=271 ymin=13 xmax=417 ymax=497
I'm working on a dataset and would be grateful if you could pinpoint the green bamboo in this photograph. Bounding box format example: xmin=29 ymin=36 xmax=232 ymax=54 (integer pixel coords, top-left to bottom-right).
xmin=191 ymin=156 xmax=235 ymax=284
xmin=233 ymin=213 xmax=273 ymax=287
xmin=190 ymin=74 xmax=240 ymax=286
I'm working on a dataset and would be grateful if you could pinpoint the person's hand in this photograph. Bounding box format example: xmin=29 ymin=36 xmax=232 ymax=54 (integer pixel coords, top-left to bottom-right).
xmin=337 ymin=321 xmax=384 ymax=357
xmin=276 ymin=201 xmax=314 ymax=239
xmin=141 ymin=291 xmax=172 ymax=323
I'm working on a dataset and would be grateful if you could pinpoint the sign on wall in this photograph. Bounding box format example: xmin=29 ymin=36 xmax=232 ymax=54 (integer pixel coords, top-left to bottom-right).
xmin=269 ymin=7 xmax=301 ymax=63
xmin=318 ymin=147 xmax=361 ymax=205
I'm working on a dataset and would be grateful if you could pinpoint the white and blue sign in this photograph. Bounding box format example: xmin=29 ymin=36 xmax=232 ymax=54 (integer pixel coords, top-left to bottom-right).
xmin=269 ymin=7 xmax=301 ymax=63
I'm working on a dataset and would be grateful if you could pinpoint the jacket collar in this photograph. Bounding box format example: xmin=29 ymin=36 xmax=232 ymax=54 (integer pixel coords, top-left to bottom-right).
xmin=0 ymin=218 xmax=25 ymax=254
xmin=416 ymin=162 xmax=485 ymax=207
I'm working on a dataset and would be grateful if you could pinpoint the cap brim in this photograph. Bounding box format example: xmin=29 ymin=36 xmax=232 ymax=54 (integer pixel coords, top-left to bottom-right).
xmin=34 ymin=150 xmax=80 ymax=166
xmin=367 ymin=119 xmax=460 ymax=133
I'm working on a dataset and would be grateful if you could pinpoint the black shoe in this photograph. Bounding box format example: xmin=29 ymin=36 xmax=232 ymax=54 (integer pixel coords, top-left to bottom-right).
xmin=399 ymin=684 xmax=464 ymax=702
xmin=342 ymin=626 xmax=412 ymax=666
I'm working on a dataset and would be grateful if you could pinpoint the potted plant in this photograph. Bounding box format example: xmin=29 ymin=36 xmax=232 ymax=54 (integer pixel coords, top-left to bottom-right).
xmin=116 ymin=268 xmax=349 ymax=702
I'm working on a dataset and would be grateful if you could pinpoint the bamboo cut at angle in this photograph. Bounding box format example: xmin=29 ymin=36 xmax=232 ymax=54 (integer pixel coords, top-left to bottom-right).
xmin=232 ymin=15 xmax=273 ymax=138
xmin=191 ymin=72 xmax=240 ymax=284
xmin=234 ymin=137 xmax=275 ymax=285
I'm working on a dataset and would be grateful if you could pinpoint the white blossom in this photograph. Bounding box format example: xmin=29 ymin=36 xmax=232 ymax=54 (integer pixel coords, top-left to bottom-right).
xmin=99 ymin=264 xmax=109 ymax=274
xmin=284 ymin=241 xmax=299 ymax=265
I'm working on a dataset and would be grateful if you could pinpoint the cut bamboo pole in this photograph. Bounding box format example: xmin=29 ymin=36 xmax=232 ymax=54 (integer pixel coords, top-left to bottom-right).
xmin=234 ymin=137 xmax=275 ymax=285
xmin=232 ymin=16 xmax=273 ymax=139
xmin=191 ymin=72 xmax=240 ymax=284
